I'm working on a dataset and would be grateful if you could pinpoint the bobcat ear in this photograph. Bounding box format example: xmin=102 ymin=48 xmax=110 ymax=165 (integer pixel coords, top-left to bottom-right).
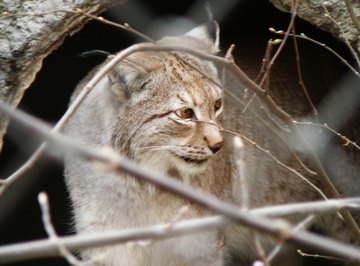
xmin=185 ymin=21 xmax=220 ymax=54
xmin=108 ymin=70 xmax=130 ymax=103
xmin=115 ymin=56 xmax=148 ymax=89
xmin=111 ymin=54 xmax=160 ymax=98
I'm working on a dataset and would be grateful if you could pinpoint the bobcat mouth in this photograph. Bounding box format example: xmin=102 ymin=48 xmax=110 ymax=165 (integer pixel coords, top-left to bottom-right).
xmin=176 ymin=155 xmax=208 ymax=165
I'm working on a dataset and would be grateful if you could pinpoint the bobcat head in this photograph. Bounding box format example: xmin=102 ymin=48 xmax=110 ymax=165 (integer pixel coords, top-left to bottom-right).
xmin=110 ymin=21 xmax=224 ymax=175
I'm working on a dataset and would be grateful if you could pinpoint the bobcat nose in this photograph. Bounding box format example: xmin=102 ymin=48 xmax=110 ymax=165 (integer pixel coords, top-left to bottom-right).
xmin=204 ymin=135 xmax=224 ymax=154
xmin=209 ymin=140 xmax=224 ymax=154
xmin=203 ymin=123 xmax=224 ymax=154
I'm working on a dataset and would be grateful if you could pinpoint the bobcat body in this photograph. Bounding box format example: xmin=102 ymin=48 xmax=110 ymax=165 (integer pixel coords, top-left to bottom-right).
xmin=64 ymin=22 xmax=358 ymax=266
xmin=65 ymin=22 xmax=229 ymax=266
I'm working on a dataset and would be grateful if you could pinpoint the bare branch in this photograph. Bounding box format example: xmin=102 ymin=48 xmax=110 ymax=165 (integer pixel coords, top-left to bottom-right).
xmin=270 ymin=28 xmax=360 ymax=78
xmin=196 ymin=119 xmax=325 ymax=199
xmin=291 ymin=19 xmax=318 ymax=117
xmin=322 ymin=4 xmax=360 ymax=68
xmin=2 ymin=3 xmax=359 ymax=265
xmin=232 ymin=129 xmax=327 ymax=200
xmin=295 ymin=121 xmax=360 ymax=151
xmin=266 ymin=215 xmax=316 ymax=264
xmin=252 ymin=232 xmax=267 ymax=265
xmin=259 ymin=0 xmax=299 ymax=88
xmin=38 ymin=192 xmax=91 ymax=266
xmin=343 ymin=0 xmax=360 ymax=35
xmin=0 ymin=7 xmax=157 ymax=196
xmin=0 ymin=216 xmax=228 ymax=264
xmin=233 ymin=136 xmax=249 ymax=210
xmin=297 ymin=248 xmax=346 ymax=263
xmin=0 ymin=197 xmax=359 ymax=263
xmin=1 ymin=102 xmax=360 ymax=263
xmin=0 ymin=34 xmax=358 ymax=243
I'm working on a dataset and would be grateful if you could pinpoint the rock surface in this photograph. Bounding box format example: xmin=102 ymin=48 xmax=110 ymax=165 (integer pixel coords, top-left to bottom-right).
xmin=271 ymin=0 xmax=360 ymax=54
xmin=0 ymin=0 xmax=122 ymax=151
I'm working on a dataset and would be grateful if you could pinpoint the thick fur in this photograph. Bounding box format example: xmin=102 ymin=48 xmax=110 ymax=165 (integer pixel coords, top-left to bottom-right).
xmin=64 ymin=22 xmax=359 ymax=266
xmin=65 ymin=22 xmax=230 ymax=266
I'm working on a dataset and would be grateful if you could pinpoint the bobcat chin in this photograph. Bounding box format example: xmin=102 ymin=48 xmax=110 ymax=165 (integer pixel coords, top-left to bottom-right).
xmin=64 ymin=21 xmax=358 ymax=266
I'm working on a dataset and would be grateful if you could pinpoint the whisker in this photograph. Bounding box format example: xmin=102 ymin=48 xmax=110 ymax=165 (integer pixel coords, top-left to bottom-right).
xmin=138 ymin=145 xmax=176 ymax=152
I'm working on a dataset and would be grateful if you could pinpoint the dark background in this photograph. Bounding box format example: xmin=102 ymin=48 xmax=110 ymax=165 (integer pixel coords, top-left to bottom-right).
xmin=0 ymin=0 xmax=352 ymax=265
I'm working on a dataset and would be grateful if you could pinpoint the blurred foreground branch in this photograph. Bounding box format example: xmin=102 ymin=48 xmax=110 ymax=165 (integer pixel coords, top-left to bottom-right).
xmin=0 ymin=198 xmax=360 ymax=263
xmin=1 ymin=100 xmax=360 ymax=263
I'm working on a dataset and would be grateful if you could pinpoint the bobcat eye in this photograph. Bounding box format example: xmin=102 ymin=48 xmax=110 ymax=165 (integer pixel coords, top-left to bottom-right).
xmin=214 ymin=99 xmax=222 ymax=111
xmin=176 ymin=108 xmax=195 ymax=119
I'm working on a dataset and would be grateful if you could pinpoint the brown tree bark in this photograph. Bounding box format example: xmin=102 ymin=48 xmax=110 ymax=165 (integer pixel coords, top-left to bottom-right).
xmin=0 ymin=0 xmax=124 ymax=152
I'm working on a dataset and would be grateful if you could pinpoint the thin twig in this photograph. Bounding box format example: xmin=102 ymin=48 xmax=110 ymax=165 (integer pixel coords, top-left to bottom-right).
xmin=252 ymin=232 xmax=267 ymax=265
xmin=265 ymin=215 xmax=316 ymax=264
xmin=72 ymin=8 xmax=154 ymax=42
xmin=297 ymin=248 xmax=346 ymax=262
xmin=295 ymin=121 xmax=360 ymax=151
xmin=38 ymin=192 xmax=91 ymax=266
xmin=291 ymin=21 xmax=318 ymax=117
xmin=196 ymin=119 xmax=324 ymax=199
xmin=263 ymin=40 xmax=273 ymax=95
xmin=241 ymin=39 xmax=274 ymax=115
xmin=270 ymin=0 xmax=299 ymax=65
xmin=226 ymin=89 xmax=318 ymax=177
xmin=322 ymin=4 xmax=360 ymax=68
xmin=343 ymin=0 xmax=360 ymax=35
xmin=259 ymin=0 xmax=299 ymax=86
xmin=270 ymin=28 xmax=360 ymax=78
xmin=240 ymin=132 xmax=327 ymax=199
xmin=225 ymin=44 xmax=236 ymax=62
xmin=289 ymin=127 xmax=360 ymax=244
xmin=233 ymin=136 xmax=248 ymax=210
xmin=220 ymin=39 xmax=360 ymax=243
xmin=252 ymin=198 xmax=360 ymax=217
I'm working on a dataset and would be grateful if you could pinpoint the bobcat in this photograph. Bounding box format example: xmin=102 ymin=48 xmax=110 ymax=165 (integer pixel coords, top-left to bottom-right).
xmin=64 ymin=21 xmax=359 ymax=265
xmin=65 ymin=21 xmax=229 ymax=266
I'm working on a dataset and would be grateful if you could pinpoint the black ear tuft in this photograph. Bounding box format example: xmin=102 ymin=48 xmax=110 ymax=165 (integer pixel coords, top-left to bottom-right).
xmin=79 ymin=50 xmax=111 ymax=59
xmin=207 ymin=20 xmax=219 ymax=44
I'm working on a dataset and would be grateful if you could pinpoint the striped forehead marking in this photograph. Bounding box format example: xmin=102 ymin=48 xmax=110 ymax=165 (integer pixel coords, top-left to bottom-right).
xmin=176 ymin=93 xmax=190 ymax=104
xmin=165 ymin=56 xmax=221 ymax=106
